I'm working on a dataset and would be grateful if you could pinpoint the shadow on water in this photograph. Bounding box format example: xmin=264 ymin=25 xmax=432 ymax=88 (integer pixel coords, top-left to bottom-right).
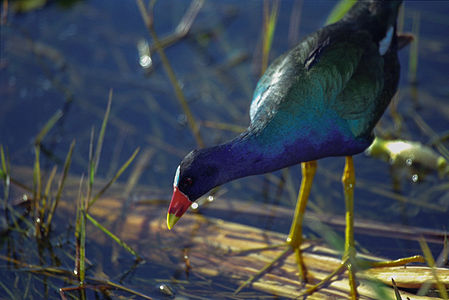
xmin=1 ymin=0 xmax=449 ymax=299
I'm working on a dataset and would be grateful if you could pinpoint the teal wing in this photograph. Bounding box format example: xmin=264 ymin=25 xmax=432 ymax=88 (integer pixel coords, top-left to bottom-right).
xmin=331 ymin=48 xmax=386 ymax=138
xmin=301 ymin=29 xmax=388 ymax=139
xmin=250 ymin=25 xmax=391 ymax=141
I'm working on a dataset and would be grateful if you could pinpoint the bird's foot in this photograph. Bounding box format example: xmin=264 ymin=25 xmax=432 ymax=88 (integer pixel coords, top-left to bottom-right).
xmin=301 ymin=254 xmax=425 ymax=299
xmin=233 ymin=242 xmax=309 ymax=295
xmin=302 ymin=256 xmax=357 ymax=299
xmin=367 ymin=255 xmax=425 ymax=269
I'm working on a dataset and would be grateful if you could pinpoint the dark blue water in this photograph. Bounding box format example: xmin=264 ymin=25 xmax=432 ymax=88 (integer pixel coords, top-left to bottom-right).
xmin=1 ymin=1 xmax=449 ymax=298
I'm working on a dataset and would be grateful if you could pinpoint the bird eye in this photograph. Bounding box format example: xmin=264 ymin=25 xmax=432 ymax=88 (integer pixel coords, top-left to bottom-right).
xmin=181 ymin=177 xmax=193 ymax=188
xmin=185 ymin=177 xmax=193 ymax=185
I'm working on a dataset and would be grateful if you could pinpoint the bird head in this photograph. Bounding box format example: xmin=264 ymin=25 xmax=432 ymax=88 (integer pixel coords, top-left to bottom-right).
xmin=167 ymin=149 xmax=219 ymax=229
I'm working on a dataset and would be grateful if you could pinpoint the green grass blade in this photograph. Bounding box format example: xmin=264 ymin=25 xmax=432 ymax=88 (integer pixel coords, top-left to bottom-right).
xmin=33 ymin=109 xmax=63 ymax=236
xmin=0 ymin=145 xmax=7 ymax=179
xmin=364 ymin=279 xmax=394 ymax=300
xmin=79 ymin=194 xmax=86 ymax=284
xmin=419 ymin=238 xmax=449 ymax=299
xmin=86 ymin=91 xmax=113 ymax=213
xmin=33 ymin=145 xmax=41 ymax=232
xmin=33 ymin=146 xmax=41 ymax=203
xmin=86 ymin=213 xmax=141 ymax=260
xmin=0 ymin=149 xmax=34 ymax=195
xmin=0 ymin=145 xmax=9 ymax=208
xmin=93 ymin=89 xmax=113 ymax=174
xmin=40 ymin=165 xmax=57 ymax=221
xmin=34 ymin=110 xmax=63 ymax=145
xmin=75 ymin=175 xmax=85 ymax=283
xmin=45 ymin=140 xmax=75 ymax=232
xmin=261 ymin=0 xmax=279 ymax=74
xmin=325 ymin=0 xmax=356 ymax=25
xmin=88 ymin=127 xmax=95 ymax=199
xmin=88 ymin=147 xmax=140 ymax=209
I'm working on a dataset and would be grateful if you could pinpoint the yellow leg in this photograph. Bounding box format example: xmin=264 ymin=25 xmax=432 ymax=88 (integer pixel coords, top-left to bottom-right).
xmin=234 ymin=161 xmax=317 ymax=294
xmin=342 ymin=156 xmax=358 ymax=300
xmin=287 ymin=160 xmax=317 ymax=282
xmin=236 ymin=157 xmax=425 ymax=297
xmin=304 ymin=156 xmax=424 ymax=299
xmin=304 ymin=156 xmax=358 ymax=298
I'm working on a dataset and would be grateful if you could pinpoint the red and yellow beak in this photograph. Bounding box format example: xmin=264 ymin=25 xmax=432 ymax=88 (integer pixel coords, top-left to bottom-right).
xmin=167 ymin=186 xmax=192 ymax=230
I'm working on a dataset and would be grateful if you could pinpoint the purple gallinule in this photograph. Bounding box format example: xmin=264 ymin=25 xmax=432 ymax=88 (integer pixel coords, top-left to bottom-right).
xmin=167 ymin=0 xmax=422 ymax=298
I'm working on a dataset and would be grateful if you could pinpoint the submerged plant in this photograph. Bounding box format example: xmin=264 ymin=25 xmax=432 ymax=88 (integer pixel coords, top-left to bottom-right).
xmin=0 ymin=90 xmax=144 ymax=298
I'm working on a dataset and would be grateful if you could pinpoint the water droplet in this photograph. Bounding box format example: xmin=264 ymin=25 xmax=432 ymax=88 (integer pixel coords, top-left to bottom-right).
xmin=411 ymin=174 xmax=419 ymax=183
xmin=207 ymin=195 xmax=214 ymax=202
xmin=139 ymin=55 xmax=152 ymax=69
xmin=158 ymin=284 xmax=174 ymax=296
xmin=73 ymin=269 xmax=78 ymax=275
xmin=137 ymin=39 xmax=152 ymax=69
xmin=406 ymin=158 xmax=413 ymax=166
xmin=191 ymin=202 xmax=199 ymax=210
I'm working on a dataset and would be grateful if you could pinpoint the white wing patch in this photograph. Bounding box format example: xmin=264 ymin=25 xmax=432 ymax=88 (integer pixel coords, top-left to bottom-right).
xmin=379 ymin=26 xmax=394 ymax=55
xmin=173 ymin=165 xmax=180 ymax=187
